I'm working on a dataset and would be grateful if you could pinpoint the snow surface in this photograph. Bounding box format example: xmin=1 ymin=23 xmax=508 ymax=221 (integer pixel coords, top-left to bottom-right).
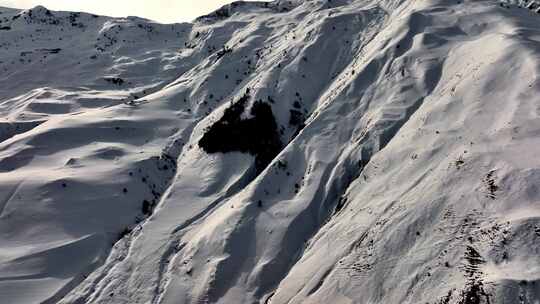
xmin=1 ymin=0 xmax=540 ymax=303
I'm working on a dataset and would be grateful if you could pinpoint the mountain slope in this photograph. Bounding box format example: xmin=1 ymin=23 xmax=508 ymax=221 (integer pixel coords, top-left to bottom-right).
xmin=0 ymin=0 xmax=539 ymax=303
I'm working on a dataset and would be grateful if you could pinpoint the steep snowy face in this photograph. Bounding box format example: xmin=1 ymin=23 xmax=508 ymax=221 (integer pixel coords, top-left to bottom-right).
xmin=1 ymin=0 xmax=540 ymax=303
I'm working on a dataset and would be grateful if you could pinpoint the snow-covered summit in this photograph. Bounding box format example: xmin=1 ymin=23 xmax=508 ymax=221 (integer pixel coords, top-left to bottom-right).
xmin=1 ymin=0 xmax=540 ymax=303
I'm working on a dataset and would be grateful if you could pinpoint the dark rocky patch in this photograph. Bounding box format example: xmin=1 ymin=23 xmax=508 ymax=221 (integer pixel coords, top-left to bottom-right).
xmin=199 ymin=90 xmax=282 ymax=172
xmin=42 ymin=48 xmax=61 ymax=54
xmin=455 ymin=156 xmax=465 ymax=169
xmin=216 ymin=46 xmax=233 ymax=60
xmin=334 ymin=196 xmax=347 ymax=214
xmin=435 ymin=289 xmax=454 ymax=304
xmin=118 ymin=227 xmax=132 ymax=240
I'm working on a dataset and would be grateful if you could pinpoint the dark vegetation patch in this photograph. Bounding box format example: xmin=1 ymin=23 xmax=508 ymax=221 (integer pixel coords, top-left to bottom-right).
xmin=458 ymin=246 xmax=491 ymax=304
xmin=198 ymin=90 xmax=282 ymax=172
xmin=289 ymin=92 xmax=307 ymax=136
xmin=0 ymin=26 xmax=11 ymax=30
xmin=483 ymin=170 xmax=498 ymax=199
xmin=142 ymin=199 xmax=152 ymax=215
xmin=289 ymin=109 xmax=305 ymax=127
xmin=138 ymin=153 xmax=177 ymax=216
xmin=105 ymin=77 xmax=125 ymax=86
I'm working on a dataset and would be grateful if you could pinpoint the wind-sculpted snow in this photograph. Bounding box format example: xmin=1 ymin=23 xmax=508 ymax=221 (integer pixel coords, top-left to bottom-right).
xmin=1 ymin=0 xmax=540 ymax=303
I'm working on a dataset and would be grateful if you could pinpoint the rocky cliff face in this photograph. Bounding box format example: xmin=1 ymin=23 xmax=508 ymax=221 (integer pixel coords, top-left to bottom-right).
xmin=0 ymin=1 xmax=539 ymax=303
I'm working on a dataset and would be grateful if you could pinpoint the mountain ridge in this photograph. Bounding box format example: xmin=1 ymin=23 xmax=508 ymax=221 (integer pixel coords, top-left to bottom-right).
xmin=0 ymin=0 xmax=540 ymax=303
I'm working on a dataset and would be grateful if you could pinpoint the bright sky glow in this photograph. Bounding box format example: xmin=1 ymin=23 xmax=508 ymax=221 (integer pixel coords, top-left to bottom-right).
xmin=0 ymin=0 xmax=262 ymax=23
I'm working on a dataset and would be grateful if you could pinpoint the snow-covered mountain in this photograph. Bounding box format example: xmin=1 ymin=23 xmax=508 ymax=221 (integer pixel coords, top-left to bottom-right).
xmin=1 ymin=0 xmax=539 ymax=303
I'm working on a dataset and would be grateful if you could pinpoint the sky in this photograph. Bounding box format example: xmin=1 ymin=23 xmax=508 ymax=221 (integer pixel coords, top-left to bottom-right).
xmin=0 ymin=0 xmax=261 ymax=23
